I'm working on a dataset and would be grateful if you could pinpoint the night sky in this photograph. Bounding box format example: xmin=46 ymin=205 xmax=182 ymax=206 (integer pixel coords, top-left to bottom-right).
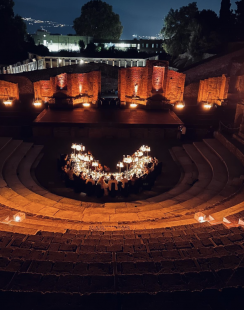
xmin=14 ymin=0 xmax=237 ymax=39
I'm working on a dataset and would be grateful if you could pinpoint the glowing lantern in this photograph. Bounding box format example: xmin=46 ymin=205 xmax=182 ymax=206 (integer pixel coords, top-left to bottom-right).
xmin=3 ymin=88 xmax=12 ymax=106
xmin=203 ymin=102 xmax=212 ymax=110
xmin=3 ymin=100 xmax=12 ymax=106
xmin=13 ymin=212 xmax=26 ymax=222
xmin=33 ymin=100 xmax=42 ymax=107
xmin=175 ymin=102 xmax=185 ymax=109
xmin=194 ymin=212 xmax=206 ymax=223
xmin=130 ymin=103 xmax=137 ymax=108
xmin=117 ymin=161 xmax=124 ymax=173
xmin=83 ymin=103 xmax=90 ymax=108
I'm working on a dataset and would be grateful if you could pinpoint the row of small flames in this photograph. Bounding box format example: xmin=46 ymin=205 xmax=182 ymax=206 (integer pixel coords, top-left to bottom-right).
xmin=3 ymin=210 xmax=237 ymax=226
xmin=2 ymin=100 xmax=213 ymax=109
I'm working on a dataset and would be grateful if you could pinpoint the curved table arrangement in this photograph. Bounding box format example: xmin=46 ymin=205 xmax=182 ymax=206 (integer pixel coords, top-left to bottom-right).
xmin=60 ymin=143 xmax=162 ymax=198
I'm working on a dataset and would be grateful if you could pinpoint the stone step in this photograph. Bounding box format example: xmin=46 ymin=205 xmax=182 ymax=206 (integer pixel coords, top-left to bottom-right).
xmin=0 ymin=139 xmax=23 ymax=188
xmin=203 ymin=138 xmax=244 ymax=180
xmin=0 ymin=137 xmax=12 ymax=152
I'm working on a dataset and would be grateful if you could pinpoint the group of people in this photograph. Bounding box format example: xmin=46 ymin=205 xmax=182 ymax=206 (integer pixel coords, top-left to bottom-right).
xmin=58 ymin=146 xmax=161 ymax=198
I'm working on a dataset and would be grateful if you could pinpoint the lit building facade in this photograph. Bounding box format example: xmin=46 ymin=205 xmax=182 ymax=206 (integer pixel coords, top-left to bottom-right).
xmin=95 ymin=39 xmax=164 ymax=54
xmin=31 ymin=30 xmax=93 ymax=52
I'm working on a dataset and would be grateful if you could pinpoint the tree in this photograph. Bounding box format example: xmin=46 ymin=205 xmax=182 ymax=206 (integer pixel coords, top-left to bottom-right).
xmin=219 ymin=0 xmax=235 ymax=41
xmin=235 ymin=0 xmax=244 ymax=40
xmin=161 ymin=3 xmax=221 ymax=59
xmin=0 ymin=0 xmax=28 ymax=64
xmin=73 ymin=0 xmax=123 ymax=39
xmin=79 ymin=40 xmax=85 ymax=51
xmin=161 ymin=3 xmax=199 ymax=57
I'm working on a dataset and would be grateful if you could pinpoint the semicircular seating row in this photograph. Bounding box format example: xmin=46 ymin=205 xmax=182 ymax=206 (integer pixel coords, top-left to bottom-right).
xmin=0 ymin=135 xmax=244 ymax=306
xmin=0 ymin=136 xmax=244 ymax=235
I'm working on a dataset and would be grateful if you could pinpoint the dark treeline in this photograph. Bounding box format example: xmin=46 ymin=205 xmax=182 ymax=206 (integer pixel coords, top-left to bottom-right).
xmin=1 ymin=0 xmax=244 ymax=66
xmin=161 ymin=0 xmax=244 ymax=61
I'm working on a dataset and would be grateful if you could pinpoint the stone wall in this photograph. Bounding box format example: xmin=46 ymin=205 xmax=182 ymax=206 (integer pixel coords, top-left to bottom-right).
xmin=33 ymin=125 xmax=177 ymax=139
xmin=118 ymin=60 xmax=185 ymax=105
xmin=183 ymin=48 xmax=244 ymax=85
xmin=234 ymin=103 xmax=244 ymax=127
xmin=197 ymin=75 xmax=229 ymax=105
xmin=183 ymin=82 xmax=200 ymax=105
xmin=0 ymin=80 xmax=19 ymax=101
xmin=164 ymin=70 xmax=185 ymax=103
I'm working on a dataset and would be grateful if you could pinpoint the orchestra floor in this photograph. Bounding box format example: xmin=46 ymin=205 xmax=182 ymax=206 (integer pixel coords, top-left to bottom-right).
xmin=34 ymin=137 xmax=181 ymax=203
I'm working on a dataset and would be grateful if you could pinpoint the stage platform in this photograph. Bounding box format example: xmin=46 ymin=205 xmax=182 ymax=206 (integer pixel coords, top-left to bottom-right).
xmin=33 ymin=108 xmax=183 ymax=139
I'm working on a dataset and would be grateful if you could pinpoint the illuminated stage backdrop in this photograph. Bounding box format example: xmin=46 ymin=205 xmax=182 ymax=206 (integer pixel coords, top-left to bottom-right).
xmin=197 ymin=74 xmax=229 ymax=106
xmin=0 ymin=80 xmax=19 ymax=101
xmin=33 ymin=71 xmax=101 ymax=105
xmin=118 ymin=60 xmax=185 ymax=106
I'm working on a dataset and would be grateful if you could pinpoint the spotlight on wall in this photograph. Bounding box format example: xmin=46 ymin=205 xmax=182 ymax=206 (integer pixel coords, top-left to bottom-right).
xmin=175 ymin=102 xmax=185 ymax=109
xmin=83 ymin=103 xmax=90 ymax=108
xmin=194 ymin=212 xmax=206 ymax=223
xmin=130 ymin=103 xmax=138 ymax=108
xmin=33 ymin=101 xmax=42 ymax=107
xmin=80 ymin=59 xmax=84 ymax=64
xmin=203 ymin=102 xmax=212 ymax=110
xmin=3 ymin=100 xmax=12 ymax=106
xmin=13 ymin=212 xmax=26 ymax=222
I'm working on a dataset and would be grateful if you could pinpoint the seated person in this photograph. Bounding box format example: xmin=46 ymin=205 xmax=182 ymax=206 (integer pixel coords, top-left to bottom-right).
xmin=120 ymin=174 xmax=128 ymax=189
xmin=104 ymin=165 xmax=110 ymax=172
xmin=79 ymin=171 xmax=86 ymax=181
xmin=108 ymin=175 xmax=118 ymax=191
xmin=86 ymin=175 xmax=95 ymax=185
xmin=97 ymin=175 xmax=108 ymax=195
xmin=153 ymin=157 xmax=158 ymax=165
xmin=130 ymin=173 xmax=138 ymax=185
xmin=97 ymin=163 xmax=103 ymax=172
xmin=67 ymin=167 xmax=74 ymax=181
xmin=61 ymin=165 xmax=68 ymax=173
xmin=61 ymin=154 xmax=68 ymax=167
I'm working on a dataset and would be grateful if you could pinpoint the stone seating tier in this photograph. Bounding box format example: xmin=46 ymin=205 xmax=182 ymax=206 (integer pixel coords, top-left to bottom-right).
xmin=0 ymin=223 xmax=244 ymax=309
xmin=0 ymin=136 xmax=244 ymax=235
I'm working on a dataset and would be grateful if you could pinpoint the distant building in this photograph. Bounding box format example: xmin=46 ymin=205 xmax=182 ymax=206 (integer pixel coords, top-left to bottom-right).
xmin=31 ymin=30 xmax=93 ymax=52
xmin=94 ymin=39 xmax=164 ymax=54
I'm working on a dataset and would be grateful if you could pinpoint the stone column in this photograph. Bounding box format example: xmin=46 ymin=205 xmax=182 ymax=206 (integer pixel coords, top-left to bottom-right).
xmin=137 ymin=60 xmax=139 ymax=67
xmin=125 ymin=61 xmax=127 ymax=68
xmin=113 ymin=60 xmax=115 ymax=66
xmin=119 ymin=60 xmax=121 ymax=67
xmin=50 ymin=58 xmax=53 ymax=68
xmin=76 ymin=59 xmax=78 ymax=64
xmin=131 ymin=60 xmax=133 ymax=67
xmin=69 ymin=59 xmax=71 ymax=66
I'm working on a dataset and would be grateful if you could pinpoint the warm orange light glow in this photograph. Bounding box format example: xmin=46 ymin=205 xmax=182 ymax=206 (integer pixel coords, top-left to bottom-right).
xmin=175 ymin=102 xmax=185 ymax=109
xmin=3 ymin=100 xmax=12 ymax=106
xmin=34 ymin=101 xmax=42 ymax=107
xmin=83 ymin=103 xmax=90 ymax=108
xmin=13 ymin=212 xmax=25 ymax=222
xmin=194 ymin=212 xmax=206 ymax=223
xmin=203 ymin=103 xmax=212 ymax=109
xmin=130 ymin=103 xmax=138 ymax=108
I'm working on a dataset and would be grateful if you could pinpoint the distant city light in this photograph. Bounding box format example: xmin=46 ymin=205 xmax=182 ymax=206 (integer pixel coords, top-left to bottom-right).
xmin=22 ymin=17 xmax=72 ymax=30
